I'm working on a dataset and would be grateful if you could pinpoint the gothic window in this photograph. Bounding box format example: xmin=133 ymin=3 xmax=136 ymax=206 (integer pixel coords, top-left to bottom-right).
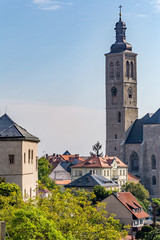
xmin=152 ymin=176 xmax=156 ymax=185
xmin=116 ymin=61 xmax=120 ymax=79
xmin=126 ymin=61 xmax=130 ymax=78
xmin=109 ymin=62 xmax=114 ymax=79
xmin=151 ymin=154 xmax=156 ymax=170
xmin=128 ymin=87 xmax=132 ymax=98
xmin=131 ymin=61 xmax=134 ymax=79
xmin=111 ymin=86 xmax=117 ymax=96
xmin=130 ymin=151 xmax=139 ymax=171
xmin=118 ymin=111 xmax=121 ymax=123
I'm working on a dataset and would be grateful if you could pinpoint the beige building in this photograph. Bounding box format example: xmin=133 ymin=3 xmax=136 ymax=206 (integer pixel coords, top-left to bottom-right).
xmin=0 ymin=114 xmax=39 ymax=198
xmin=105 ymin=11 xmax=160 ymax=197
xmin=71 ymin=155 xmax=128 ymax=188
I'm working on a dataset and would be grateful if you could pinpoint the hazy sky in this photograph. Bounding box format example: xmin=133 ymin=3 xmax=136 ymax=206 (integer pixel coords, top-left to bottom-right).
xmin=0 ymin=0 xmax=160 ymax=157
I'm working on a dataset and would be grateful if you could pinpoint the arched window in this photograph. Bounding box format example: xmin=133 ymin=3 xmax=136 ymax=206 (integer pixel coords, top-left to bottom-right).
xmin=130 ymin=151 xmax=139 ymax=171
xmin=109 ymin=62 xmax=114 ymax=79
xmin=152 ymin=176 xmax=156 ymax=185
xmin=151 ymin=154 xmax=156 ymax=170
xmin=118 ymin=111 xmax=121 ymax=123
xmin=128 ymin=87 xmax=132 ymax=99
xmin=126 ymin=61 xmax=130 ymax=78
xmin=131 ymin=61 xmax=134 ymax=78
xmin=116 ymin=61 xmax=120 ymax=79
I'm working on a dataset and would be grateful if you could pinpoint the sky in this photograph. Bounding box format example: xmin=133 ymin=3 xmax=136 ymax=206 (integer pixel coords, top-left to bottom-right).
xmin=0 ymin=0 xmax=160 ymax=157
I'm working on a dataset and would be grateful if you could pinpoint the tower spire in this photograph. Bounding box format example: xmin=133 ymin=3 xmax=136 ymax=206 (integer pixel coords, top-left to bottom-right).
xmin=119 ymin=5 xmax=122 ymax=21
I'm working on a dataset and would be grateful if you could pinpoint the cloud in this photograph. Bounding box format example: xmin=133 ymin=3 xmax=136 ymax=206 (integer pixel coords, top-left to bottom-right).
xmin=152 ymin=0 xmax=160 ymax=11
xmin=31 ymin=0 xmax=72 ymax=10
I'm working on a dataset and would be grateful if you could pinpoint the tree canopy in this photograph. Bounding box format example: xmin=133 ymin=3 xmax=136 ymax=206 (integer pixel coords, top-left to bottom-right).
xmin=90 ymin=141 xmax=103 ymax=157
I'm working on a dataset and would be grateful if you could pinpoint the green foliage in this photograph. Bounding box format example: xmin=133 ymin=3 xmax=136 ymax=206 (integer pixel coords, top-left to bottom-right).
xmin=136 ymin=225 xmax=153 ymax=239
xmin=121 ymin=182 xmax=149 ymax=201
xmin=144 ymin=228 xmax=160 ymax=240
xmin=93 ymin=185 xmax=112 ymax=202
xmin=0 ymin=187 xmax=128 ymax=240
xmin=151 ymin=198 xmax=160 ymax=227
xmin=38 ymin=157 xmax=56 ymax=189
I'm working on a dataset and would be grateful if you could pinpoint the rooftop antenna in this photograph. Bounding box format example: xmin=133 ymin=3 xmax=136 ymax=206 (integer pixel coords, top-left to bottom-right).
xmin=119 ymin=5 xmax=122 ymax=21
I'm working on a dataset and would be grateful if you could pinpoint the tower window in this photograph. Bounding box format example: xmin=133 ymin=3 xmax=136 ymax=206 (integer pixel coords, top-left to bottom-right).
xmin=128 ymin=87 xmax=132 ymax=98
xmin=116 ymin=61 xmax=120 ymax=79
xmin=115 ymin=134 xmax=117 ymax=139
xmin=151 ymin=154 xmax=156 ymax=170
xmin=131 ymin=61 xmax=134 ymax=79
xmin=109 ymin=62 xmax=114 ymax=79
xmin=152 ymin=176 xmax=156 ymax=185
xmin=126 ymin=61 xmax=130 ymax=78
xmin=28 ymin=150 xmax=31 ymax=163
xmin=118 ymin=111 xmax=121 ymax=123
xmin=111 ymin=86 xmax=117 ymax=96
xmin=9 ymin=154 xmax=14 ymax=164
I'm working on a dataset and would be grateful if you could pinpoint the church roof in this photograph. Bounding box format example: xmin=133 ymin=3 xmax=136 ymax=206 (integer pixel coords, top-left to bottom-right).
xmin=0 ymin=114 xmax=39 ymax=142
xmin=145 ymin=108 xmax=160 ymax=124
xmin=125 ymin=114 xmax=151 ymax=144
xmin=65 ymin=173 xmax=118 ymax=188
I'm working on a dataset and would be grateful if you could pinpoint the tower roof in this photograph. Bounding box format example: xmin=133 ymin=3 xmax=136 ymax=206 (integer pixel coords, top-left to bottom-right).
xmin=0 ymin=114 xmax=39 ymax=142
xmin=110 ymin=6 xmax=132 ymax=53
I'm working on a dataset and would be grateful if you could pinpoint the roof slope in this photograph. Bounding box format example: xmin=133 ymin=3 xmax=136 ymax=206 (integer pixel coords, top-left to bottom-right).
xmin=65 ymin=173 xmax=118 ymax=188
xmin=126 ymin=113 xmax=152 ymax=144
xmin=115 ymin=192 xmax=148 ymax=219
xmin=71 ymin=155 xmax=127 ymax=168
xmin=0 ymin=114 xmax=39 ymax=142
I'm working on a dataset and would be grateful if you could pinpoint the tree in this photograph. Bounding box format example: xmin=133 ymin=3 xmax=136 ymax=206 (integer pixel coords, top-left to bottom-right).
xmin=121 ymin=182 xmax=149 ymax=201
xmin=93 ymin=185 xmax=112 ymax=202
xmin=151 ymin=198 xmax=160 ymax=227
xmin=90 ymin=141 xmax=103 ymax=157
xmin=38 ymin=157 xmax=56 ymax=189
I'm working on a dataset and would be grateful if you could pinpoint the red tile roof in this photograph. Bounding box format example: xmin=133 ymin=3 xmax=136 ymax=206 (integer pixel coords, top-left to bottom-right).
xmin=116 ymin=192 xmax=148 ymax=219
xmin=55 ymin=180 xmax=71 ymax=185
xmin=61 ymin=155 xmax=84 ymax=162
xmin=71 ymin=155 xmax=128 ymax=168
xmin=128 ymin=172 xmax=140 ymax=182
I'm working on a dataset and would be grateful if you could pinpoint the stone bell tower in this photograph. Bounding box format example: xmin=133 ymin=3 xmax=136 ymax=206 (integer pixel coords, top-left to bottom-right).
xmin=105 ymin=6 xmax=138 ymax=160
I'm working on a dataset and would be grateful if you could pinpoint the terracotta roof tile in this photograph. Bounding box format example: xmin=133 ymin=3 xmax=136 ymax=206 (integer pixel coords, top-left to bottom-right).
xmin=128 ymin=172 xmax=140 ymax=181
xmin=116 ymin=192 xmax=148 ymax=219
xmin=55 ymin=180 xmax=71 ymax=185
xmin=71 ymin=155 xmax=128 ymax=168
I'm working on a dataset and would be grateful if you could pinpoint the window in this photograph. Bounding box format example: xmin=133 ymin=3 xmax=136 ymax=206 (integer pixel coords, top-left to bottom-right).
xmin=104 ymin=170 xmax=106 ymax=176
xmin=107 ymin=170 xmax=109 ymax=176
xmin=118 ymin=112 xmax=121 ymax=123
xmin=152 ymin=176 xmax=156 ymax=185
xmin=109 ymin=62 xmax=114 ymax=79
xmin=126 ymin=61 xmax=130 ymax=78
xmin=131 ymin=61 xmax=134 ymax=79
xmin=24 ymin=153 xmax=26 ymax=164
xmin=130 ymin=151 xmax=139 ymax=171
xmin=31 ymin=150 xmax=33 ymax=164
xmin=36 ymin=157 xmax=38 ymax=171
xmin=120 ymin=170 xmax=122 ymax=176
xmin=116 ymin=61 xmax=120 ymax=79
xmin=115 ymin=134 xmax=117 ymax=139
xmin=9 ymin=155 xmax=14 ymax=164
xmin=75 ymin=170 xmax=77 ymax=176
xmin=151 ymin=154 xmax=156 ymax=170
xmin=115 ymin=147 xmax=117 ymax=151
xmin=123 ymin=170 xmax=125 ymax=175
xmin=24 ymin=189 xmax=26 ymax=196
xmin=28 ymin=150 xmax=31 ymax=163
xmin=128 ymin=87 xmax=132 ymax=98
xmin=111 ymin=86 xmax=117 ymax=96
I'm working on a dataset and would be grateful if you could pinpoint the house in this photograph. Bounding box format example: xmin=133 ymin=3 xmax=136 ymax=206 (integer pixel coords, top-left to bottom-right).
xmin=71 ymin=155 xmax=128 ymax=188
xmin=65 ymin=172 xmax=118 ymax=191
xmin=49 ymin=161 xmax=71 ymax=185
xmin=0 ymin=114 xmax=39 ymax=198
xmin=128 ymin=173 xmax=140 ymax=184
xmin=102 ymin=192 xmax=149 ymax=234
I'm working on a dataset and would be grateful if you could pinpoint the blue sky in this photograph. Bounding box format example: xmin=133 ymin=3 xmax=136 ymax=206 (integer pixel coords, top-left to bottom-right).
xmin=0 ymin=0 xmax=160 ymax=156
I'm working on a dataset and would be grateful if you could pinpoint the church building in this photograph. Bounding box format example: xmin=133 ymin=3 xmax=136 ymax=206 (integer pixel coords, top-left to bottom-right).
xmin=105 ymin=8 xmax=160 ymax=197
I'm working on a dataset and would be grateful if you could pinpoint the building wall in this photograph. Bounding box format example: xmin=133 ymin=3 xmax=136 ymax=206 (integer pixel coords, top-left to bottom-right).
xmin=0 ymin=140 xmax=38 ymax=198
xmin=102 ymin=194 xmax=133 ymax=227
xmin=49 ymin=164 xmax=71 ymax=181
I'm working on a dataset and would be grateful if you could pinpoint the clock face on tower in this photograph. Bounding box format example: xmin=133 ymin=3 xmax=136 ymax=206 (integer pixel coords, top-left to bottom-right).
xmin=111 ymin=86 xmax=117 ymax=96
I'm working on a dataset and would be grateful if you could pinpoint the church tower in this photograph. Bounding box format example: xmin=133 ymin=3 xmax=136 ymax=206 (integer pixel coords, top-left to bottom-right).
xmin=105 ymin=7 xmax=138 ymax=160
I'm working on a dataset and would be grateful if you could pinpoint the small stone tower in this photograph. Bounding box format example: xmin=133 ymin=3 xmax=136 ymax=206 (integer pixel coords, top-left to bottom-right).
xmin=105 ymin=7 xmax=138 ymax=160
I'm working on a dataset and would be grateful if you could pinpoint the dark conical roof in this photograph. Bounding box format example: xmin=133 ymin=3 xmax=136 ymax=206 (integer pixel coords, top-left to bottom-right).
xmin=0 ymin=114 xmax=39 ymax=142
